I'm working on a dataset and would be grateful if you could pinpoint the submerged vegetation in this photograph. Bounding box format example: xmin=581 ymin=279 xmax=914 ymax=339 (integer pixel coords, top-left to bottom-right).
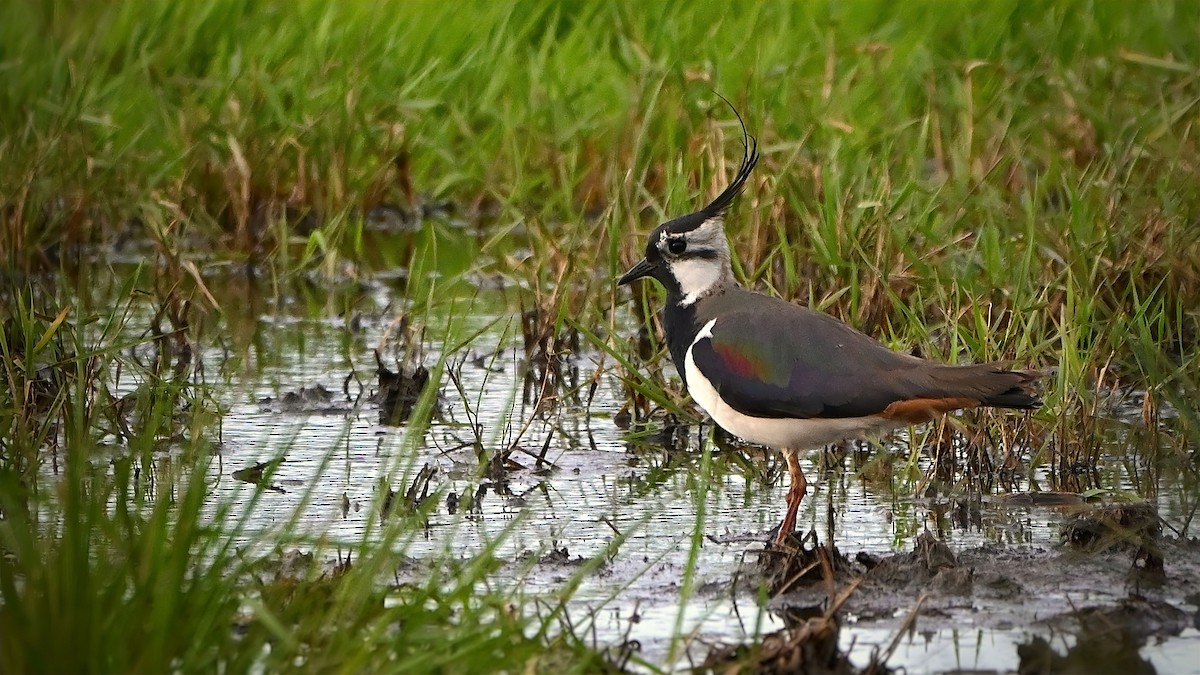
xmin=2 ymin=0 xmax=1199 ymax=672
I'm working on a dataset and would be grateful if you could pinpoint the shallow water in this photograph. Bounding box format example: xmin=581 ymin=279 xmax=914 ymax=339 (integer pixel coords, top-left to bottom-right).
xmin=194 ymin=280 xmax=1199 ymax=672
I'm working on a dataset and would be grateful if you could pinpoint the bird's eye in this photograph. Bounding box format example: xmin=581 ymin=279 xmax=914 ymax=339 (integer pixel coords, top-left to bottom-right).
xmin=667 ymin=238 xmax=687 ymax=255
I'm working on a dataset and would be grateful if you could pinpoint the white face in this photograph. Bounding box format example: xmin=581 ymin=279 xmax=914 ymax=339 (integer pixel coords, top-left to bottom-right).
xmin=658 ymin=217 xmax=732 ymax=306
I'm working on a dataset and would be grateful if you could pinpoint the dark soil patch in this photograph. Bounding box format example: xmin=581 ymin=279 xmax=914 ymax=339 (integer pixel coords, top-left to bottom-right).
xmin=701 ymin=580 xmax=890 ymax=675
xmin=373 ymin=352 xmax=431 ymax=425
xmin=760 ymin=531 xmax=1200 ymax=639
xmin=712 ymin=519 xmax=1200 ymax=673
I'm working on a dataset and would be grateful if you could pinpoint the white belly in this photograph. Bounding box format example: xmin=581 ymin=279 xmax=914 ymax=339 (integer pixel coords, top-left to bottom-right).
xmin=683 ymin=319 xmax=905 ymax=449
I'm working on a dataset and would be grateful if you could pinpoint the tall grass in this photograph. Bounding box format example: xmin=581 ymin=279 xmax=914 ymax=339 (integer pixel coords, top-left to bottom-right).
xmin=4 ymin=1 xmax=1196 ymax=367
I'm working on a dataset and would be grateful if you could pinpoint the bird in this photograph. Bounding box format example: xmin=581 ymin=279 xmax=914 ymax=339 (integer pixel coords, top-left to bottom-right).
xmin=617 ymin=113 xmax=1041 ymax=546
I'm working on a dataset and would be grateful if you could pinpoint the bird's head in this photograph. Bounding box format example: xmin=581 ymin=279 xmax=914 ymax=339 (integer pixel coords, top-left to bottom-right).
xmin=618 ymin=108 xmax=759 ymax=307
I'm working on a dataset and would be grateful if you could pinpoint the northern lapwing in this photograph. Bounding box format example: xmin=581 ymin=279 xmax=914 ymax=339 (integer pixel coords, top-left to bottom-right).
xmin=618 ymin=115 xmax=1041 ymax=545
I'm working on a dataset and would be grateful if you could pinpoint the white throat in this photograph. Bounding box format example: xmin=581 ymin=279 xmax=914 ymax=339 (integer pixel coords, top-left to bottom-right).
xmin=672 ymin=258 xmax=725 ymax=306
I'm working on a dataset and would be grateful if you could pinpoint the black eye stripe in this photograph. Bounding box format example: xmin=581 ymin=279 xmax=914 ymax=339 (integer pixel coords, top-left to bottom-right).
xmin=668 ymin=248 xmax=718 ymax=261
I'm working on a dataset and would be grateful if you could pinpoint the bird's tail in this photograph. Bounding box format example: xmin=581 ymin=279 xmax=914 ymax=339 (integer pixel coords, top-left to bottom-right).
xmin=973 ymin=367 xmax=1043 ymax=410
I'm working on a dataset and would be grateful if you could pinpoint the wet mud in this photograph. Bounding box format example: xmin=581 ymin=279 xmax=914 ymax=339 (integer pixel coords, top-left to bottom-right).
xmin=707 ymin=511 xmax=1200 ymax=674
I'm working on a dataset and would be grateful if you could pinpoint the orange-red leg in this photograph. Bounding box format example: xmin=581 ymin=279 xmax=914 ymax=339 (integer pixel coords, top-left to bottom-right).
xmin=776 ymin=448 xmax=808 ymax=544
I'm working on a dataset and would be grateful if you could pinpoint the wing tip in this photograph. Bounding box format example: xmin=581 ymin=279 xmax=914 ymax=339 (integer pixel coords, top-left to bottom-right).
xmin=980 ymin=367 xmax=1044 ymax=410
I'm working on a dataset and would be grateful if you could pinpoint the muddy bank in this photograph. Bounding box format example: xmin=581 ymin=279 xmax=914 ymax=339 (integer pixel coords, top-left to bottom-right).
xmin=702 ymin=522 xmax=1200 ymax=673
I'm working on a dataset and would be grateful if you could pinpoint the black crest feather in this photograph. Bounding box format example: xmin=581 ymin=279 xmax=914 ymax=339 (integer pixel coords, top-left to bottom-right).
xmin=699 ymin=93 xmax=759 ymax=219
xmin=662 ymin=94 xmax=759 ymax=234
